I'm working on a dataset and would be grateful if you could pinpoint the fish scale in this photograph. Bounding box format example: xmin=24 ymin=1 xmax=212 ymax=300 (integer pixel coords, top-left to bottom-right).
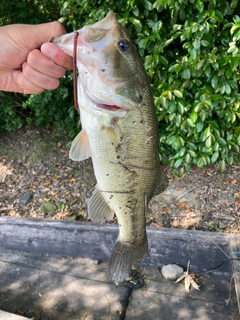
xmin=53 ymin=10 xmax=168 ymax=283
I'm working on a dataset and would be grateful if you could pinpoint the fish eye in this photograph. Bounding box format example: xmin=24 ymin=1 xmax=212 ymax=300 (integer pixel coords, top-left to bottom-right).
xmin=118 ymin=40 xmax=129 ymax=53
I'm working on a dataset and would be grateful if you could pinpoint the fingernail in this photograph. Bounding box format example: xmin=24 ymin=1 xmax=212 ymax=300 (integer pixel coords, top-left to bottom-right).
xmin=41 ymin=43 xmax=57 ymax=59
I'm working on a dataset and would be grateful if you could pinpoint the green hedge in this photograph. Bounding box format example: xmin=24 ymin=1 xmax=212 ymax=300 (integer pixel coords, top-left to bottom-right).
xmin=0 ymin=0 xmax=239 ymax=172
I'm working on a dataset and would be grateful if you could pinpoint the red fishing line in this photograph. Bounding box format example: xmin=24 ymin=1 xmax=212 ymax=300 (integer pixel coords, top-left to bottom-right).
xmin=73 ymin=31 xmax=79 ymax=110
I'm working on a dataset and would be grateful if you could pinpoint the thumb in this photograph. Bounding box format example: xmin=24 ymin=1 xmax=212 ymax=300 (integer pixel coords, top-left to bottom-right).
xmin=12 ymin=21 xmax=67 ymax=51
xmin=33 ymin=21 xmax=67 ymax=44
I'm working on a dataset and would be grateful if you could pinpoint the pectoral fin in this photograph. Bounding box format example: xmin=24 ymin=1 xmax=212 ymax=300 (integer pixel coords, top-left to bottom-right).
xmin=88 ymin=185 xmax=114 ymax=223
xmin=69 ymin=130 xmax=91 ymax=161
xmin=102 ymin=123 xmax=123 ymax=148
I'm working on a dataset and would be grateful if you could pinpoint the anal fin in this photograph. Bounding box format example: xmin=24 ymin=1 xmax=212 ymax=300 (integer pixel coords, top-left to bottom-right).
xmin=88 ymin=185 xmax=114 ymax=223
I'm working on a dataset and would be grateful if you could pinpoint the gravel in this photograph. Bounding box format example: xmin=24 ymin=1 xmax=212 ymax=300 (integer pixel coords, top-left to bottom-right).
xmin=0 ymin=127 xmax=239 ymax=234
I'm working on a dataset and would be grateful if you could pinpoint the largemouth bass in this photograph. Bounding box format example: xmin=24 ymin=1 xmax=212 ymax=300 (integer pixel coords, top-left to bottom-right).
xmin=53 ymin=11 xmax=168 ymax=282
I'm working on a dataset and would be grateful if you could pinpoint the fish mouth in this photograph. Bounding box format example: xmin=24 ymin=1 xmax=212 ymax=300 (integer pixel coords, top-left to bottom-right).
xmin=97 ymin=103 xmax=121 ymax=111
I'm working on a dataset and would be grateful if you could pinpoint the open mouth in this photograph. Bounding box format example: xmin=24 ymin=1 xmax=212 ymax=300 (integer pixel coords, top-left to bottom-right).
xmin=97 ymin=103 xmax=121 ymax=111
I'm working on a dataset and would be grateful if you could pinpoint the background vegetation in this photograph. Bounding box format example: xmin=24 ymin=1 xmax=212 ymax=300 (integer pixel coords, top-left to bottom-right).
xmin=0 ymin=0 xmax=239 ymax=173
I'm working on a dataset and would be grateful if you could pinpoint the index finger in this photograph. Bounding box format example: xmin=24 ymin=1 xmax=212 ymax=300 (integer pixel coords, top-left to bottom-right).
xmin=41 ymin=42 xmax=73 ymax=70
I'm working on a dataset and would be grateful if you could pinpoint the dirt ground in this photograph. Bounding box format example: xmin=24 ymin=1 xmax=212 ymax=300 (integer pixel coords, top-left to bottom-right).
xmin=0 ymin=127 xmax=239 ymax=234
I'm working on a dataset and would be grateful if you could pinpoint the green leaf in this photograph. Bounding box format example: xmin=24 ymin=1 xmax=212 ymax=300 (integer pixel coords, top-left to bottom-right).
xmin=205 ymin=135 xmax=212 ymax=148
xmin=174 ymin=90 xmax=183 ymax=98
xmin=230 ymin=57 xmax=239 ymax=71
xmin=219 ymin=137 xmax=227 ymax=146
xmin=184 ymin=163 xmax=192 ymax=173
xmin=193 ymin=38 xmax=201 ymax=50
xmin=143 ymin=0 xmax=153 ymax=10
xmin=196 ymin=121 xmax=204 ymax=133
xmin=190 ymin=48 xmax=197 ymax=59
xmin=139 ymin=37 xmax=149 ymax=49
xmin=174 ymin=158 xmax=183 ymax=169
xmin=164 ymin=38 xmax=173 ymax=47
xmin=168 ymin=102 xmax=177 ymax=113
xmin=133 ymin=8 xmax=139 ymax=16
xmin=188 ymin=150 xmax=197 ymax=158
xmin=190 ymin=111 xmax=198 ymax=123
xmin=211 ymin=75 xmax=218 ymax=89
xmin=129 ymin=18 xmax=142 ymax=31
xmin=225 ymin=68 xmax=232 ymax=79
xmin=213 ymin=142 xmax=219 ymax=151
xmin=177 ymin=102 xmax=184 ymax=114
xmin=201 ymin=40 xmax=210 ymax=47
xmin=196 ymin=60 xmax=205 ymax=70
xmin=228 ymin=44 xmax=238 ymax=54
xmin=211 ymin=151 xmax=219 ymax=163
xmin=205 ymin=65 xmax=211 ymax=77
xmin=159 ymin=55 xmax=168 ymax=66
xmin=182 ymin=69 xmax=191 ymax=80
xmin=185 ymin=153 xmax=191 ymax=164
xmin=230 ymin=0 xmax=239 ymax=8
xmin=197 ymin=156 xmax=206 ymax=168
xmin=169 ymin=64 xmax=182 ymax=73
xmin=187 ymin=118 xmax=195 ymax=127
xmin=219 ymin=159 xmax=226 ymax=172
xmin=203 ymin=126 xmax=211 ymax=141
xmin=233 ymin=15 xmax=240 ymax=24
xmin=225 ymin=83 xmax=231 ymax=94
xmin=200 ymin=110 xmax=206 ymax=121
xmin=160 ymin=96 xmax=167 ymax=108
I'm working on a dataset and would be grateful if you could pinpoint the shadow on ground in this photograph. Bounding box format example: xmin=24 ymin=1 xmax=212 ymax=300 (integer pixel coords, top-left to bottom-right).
xmin=0 ymin=249 xmax=238 ymax=320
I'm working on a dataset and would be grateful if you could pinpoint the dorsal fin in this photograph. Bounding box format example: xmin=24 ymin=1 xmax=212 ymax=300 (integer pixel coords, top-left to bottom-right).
xmin=153 ymin=165 xmax=169 ymax=197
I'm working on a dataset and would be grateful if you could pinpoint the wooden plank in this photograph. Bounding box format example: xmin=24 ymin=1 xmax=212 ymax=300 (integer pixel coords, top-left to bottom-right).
xmin=0 ymin=217 xmax=237 ymax=277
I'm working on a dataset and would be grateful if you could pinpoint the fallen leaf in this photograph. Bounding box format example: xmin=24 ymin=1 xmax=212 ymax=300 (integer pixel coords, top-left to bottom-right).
xmin=161 ymin=206 xmax=169 ymax=212
xmin=176 ymin=271 xmax=188 ymax=283
xmin=180 ymin=201 xmax=188 ymax=208
xmin=175 ymin=260 xmax=200 ymax=292
xmin=236 ymin=198 xmax=240 ymax=206
xmin=43 ymin=180 xmax=52 ymax=186
xmin=190 ymin=277 xmax=200 ymax=291
xmin=231 ymin=179 xmax=238 ymax=184
xmin=185 ymin=275 xmax=191 ymax=293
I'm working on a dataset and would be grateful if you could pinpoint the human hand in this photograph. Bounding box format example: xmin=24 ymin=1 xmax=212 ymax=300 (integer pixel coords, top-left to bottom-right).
xmin=0 ymin=21 xmax=72 ymax=94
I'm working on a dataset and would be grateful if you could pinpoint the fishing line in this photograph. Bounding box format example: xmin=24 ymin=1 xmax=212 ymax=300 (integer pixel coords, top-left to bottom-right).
xmin=73 ymin=31 xmax=79 ymax=110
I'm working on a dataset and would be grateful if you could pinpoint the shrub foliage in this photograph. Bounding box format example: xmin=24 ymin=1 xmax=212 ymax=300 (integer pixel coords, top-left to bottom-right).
xmin=0 ymin=0 xmax=239 ymax=171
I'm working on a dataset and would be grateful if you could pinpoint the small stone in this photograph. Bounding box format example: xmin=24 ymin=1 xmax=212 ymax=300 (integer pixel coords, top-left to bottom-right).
xmin=83 ymin=213 xmax=88 ymax=219
xmin=0 ymin=174 xmax=6 ymax=183
xmin=218 ymin=221 xmax=227 ymax=229
xmin=89 ymin=259 xmax=101 ymax=265
xmin=34 ymin=190 xmax=41 ymax=199
xmin=19 ymin=191 xmax=33 ymax=205
xmin=67 ymin=214 xmax=80 ymax=221
xmin=161 ymin=264 xmax=184 ymax=281
xmin=40 ymin=201 xmax=57 ymax=215
xmin=0 ymin=195 xmax=6 ymax=203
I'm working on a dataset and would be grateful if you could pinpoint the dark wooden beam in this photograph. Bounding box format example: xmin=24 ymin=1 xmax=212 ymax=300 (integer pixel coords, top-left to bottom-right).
xmin=0 ymin=217 xmax=237 ymax=277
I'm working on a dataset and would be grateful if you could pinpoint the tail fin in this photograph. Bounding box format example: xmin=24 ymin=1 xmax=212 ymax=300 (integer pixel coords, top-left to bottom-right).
xmin=108 ymin=234 xmax=148 ymax=283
